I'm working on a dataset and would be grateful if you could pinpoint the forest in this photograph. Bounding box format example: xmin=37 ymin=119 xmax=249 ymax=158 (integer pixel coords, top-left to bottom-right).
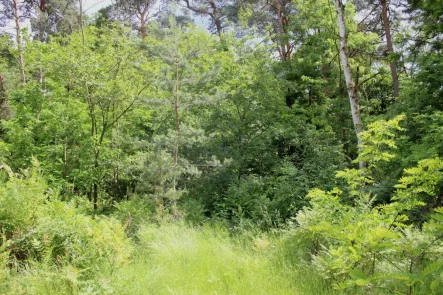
xmin=0 ymin=0 xmax=442 ymax=294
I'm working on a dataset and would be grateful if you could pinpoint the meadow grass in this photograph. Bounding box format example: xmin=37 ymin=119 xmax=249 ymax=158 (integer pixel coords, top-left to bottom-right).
xmin=109 ymin=223 xmax=335 ymax=295
xmin=1 ymin=222 xmax=336 ymax=295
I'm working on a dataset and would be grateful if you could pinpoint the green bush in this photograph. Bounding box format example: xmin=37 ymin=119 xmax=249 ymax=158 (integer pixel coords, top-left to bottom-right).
xmin=112 ymin=195 xmax=154 ymax=236
xmin=0 ymin=163 xmax=133 ymax=293
xmin=292 ymin=116 xmax=443 ymax=294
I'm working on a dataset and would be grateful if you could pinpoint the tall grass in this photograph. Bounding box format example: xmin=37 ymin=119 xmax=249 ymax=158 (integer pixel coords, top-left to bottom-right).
xmin=108 ymin=223 xmax=335 ymax=295
xmin=1 ymin=222 xmax=336 ymax=295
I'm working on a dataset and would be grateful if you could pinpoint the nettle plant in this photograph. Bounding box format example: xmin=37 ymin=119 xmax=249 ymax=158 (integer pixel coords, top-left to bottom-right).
xmin=296 ymin=115 xmax=443 ymax=295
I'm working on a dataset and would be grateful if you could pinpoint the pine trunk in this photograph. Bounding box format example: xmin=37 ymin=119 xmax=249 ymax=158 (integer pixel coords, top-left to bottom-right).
xmin=381 ymin=0 xmax=399 ymax=97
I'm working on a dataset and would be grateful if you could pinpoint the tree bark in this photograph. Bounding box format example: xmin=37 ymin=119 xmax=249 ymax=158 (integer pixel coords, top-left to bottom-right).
xmin=208 ymin=0 xmax=223 ymax=39
xmin=137 ymin=5 xmax=148 ymax=40
xmin=274 ymin=0 xmax=291 ymax=61
xmin=140 ymin=14 xmax=147 ymax=40
xmin=334 ymin=0 xmax=365 ymax=169
xmin=380 ymin=0 xmax=399 ymax=97
xmin=12 ymin=0 xmax=26 ymax=86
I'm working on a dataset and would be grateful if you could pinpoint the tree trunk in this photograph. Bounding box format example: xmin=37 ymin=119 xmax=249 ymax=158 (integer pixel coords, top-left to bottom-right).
xmin=183 ymin=0 xmax=224 ymax=41
xmin=214 ymin=17 xmax=223 ymax=39
xmin=380 ymin=0 xmax=399 ymax=97
xmin=140 ymin=11 xmax=147 ymax=40
xmin=174 ymin=60 xmax=180 ymax=166
xmin=37 ymin=1 xmax=47 ymax=86
xmin=37 ymin=0 xmax=47 ymax=42
xmin=12 ymin=0 xmax=26 ymax=86
xmin=93 ymin=182 xmax=98 ymax=210
xmin=208 ymin=0 xmax=223 ymax=39
xmin=93 ymin=150 xmax=99 ymax=210
xmin=78 ymin=0 xmax=85 ymax=45
xmin=63 ymin=139 xmax=67 ymax=177
xmin=270 ymin=0 xmax=291 ymax=61
xmin=334 ymin=0 xmax=365 ymax=169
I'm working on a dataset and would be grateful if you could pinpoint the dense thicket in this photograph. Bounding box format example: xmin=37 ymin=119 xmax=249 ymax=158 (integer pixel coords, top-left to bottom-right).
xmin=0 ymin=0 xmax=442 ymax=294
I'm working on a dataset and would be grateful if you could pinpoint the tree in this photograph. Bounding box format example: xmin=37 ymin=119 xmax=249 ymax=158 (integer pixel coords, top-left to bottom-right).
xmin=334 ymin=0 xmax=365 ymax=168
xmin=380 ymin=0 xmax=399 ymax=97
xmin=0 ymin=36 xmax=13 ymax=122
xmin=27 ymin=0 xmax=79 ymax=41
xmin=234 ymin=0 xmax=294 ymax=60
xmin=355 ymin=0 xmax=401 ymax=97
xmin=23 ymin=26 xmax=150 ymax=209
xmin=141 ymin=18 xmax=221 ymax=214
xmin=408 ymin=0 xmax=443 ymax=49
xmin=115 ymin=0 xmax=157 ymax=39
xmin=265 ymin=0 xmax=293 ymax=61
xmin=0 ymin=0 xmax=30 ymax=86
xmin=182 ymin=0 xmax=232 ymax=40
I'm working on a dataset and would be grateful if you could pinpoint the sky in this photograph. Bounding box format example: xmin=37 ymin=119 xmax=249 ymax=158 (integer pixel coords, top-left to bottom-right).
xmin=1 ymin=0 xmax=209 ymax=39
xmin=82 ymin=0 xmax=114 ymax=15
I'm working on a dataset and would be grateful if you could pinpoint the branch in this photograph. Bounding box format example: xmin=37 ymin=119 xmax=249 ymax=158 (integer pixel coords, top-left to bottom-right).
xmin=104 ymin=96 xmax=137 ymax=133
xmin=357 ymin=71 xmax=382 ymax=88
xmin=183 ymin=0 xmax=209 ymax=15
xmin=356 ymin=4 xmax=379 ymax=29
xmin=102 ymin=82 xmax=151 ymax=133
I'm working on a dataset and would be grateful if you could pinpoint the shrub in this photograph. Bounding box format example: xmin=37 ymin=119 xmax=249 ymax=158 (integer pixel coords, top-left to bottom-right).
xmin=0 ymin=162 xmax=133 ymax=292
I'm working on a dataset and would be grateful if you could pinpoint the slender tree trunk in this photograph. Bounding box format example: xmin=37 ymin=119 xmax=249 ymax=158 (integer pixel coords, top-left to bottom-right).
xmin=380 ymin=0 xmax=399 ymax=97
xmin=276 ymin=0 xmax=287 ymax=60
xmin=334 ymin=0 xmax=365 ymax=168
xmin=63 ymin=139 xmax=68 ymax=177
xmin=64 ymin=79 xmax=72 ymax=182
xmin=78 ymin=0 xmax=85 ymax=45
xmin=112 ymin=103 xmax=120 ymax=198
xmin=174 ymin=60 xmax=180 ymax=166
xmin=93 ymin=150 xmax=99 ymax=210
xmin=37 ymin=1 xmax=46 ymax=86
xmin=171 ymin=59 xmax=180 ymax=216
xmin=12 ymin=0 xmax=26 ymax=86
xmin=93 ymin=183 xmax=98 ymax=210
xmin=140 ymin=11 xmax=147 ymax=40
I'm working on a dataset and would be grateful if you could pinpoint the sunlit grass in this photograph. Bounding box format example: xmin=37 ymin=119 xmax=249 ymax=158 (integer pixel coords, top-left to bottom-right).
xmin=109 ymin=223 xmax=334 ymax=295
xmin=1 ymin=222 xmax=336 ymax=295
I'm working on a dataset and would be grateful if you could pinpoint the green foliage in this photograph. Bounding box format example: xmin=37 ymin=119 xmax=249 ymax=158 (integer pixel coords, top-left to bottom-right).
xmin=0 ymin=162 xmax=132 ymax=294
xmin=1 ymin=0 xmax=443 ymax=293
xmin=357 ymin=114 xmax=405 ymax=166
xmin=294 ymin=115 xmax=443 ymax=294
xmin=112 ymin=195 xmax=155 ymax=236
xmin=0 ymin=160 xmax=47 ymax=234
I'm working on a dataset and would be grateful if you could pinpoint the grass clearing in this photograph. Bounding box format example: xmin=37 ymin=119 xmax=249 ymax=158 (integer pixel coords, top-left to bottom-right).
xmin=1 ymin=222 xmax=335 ymax=295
